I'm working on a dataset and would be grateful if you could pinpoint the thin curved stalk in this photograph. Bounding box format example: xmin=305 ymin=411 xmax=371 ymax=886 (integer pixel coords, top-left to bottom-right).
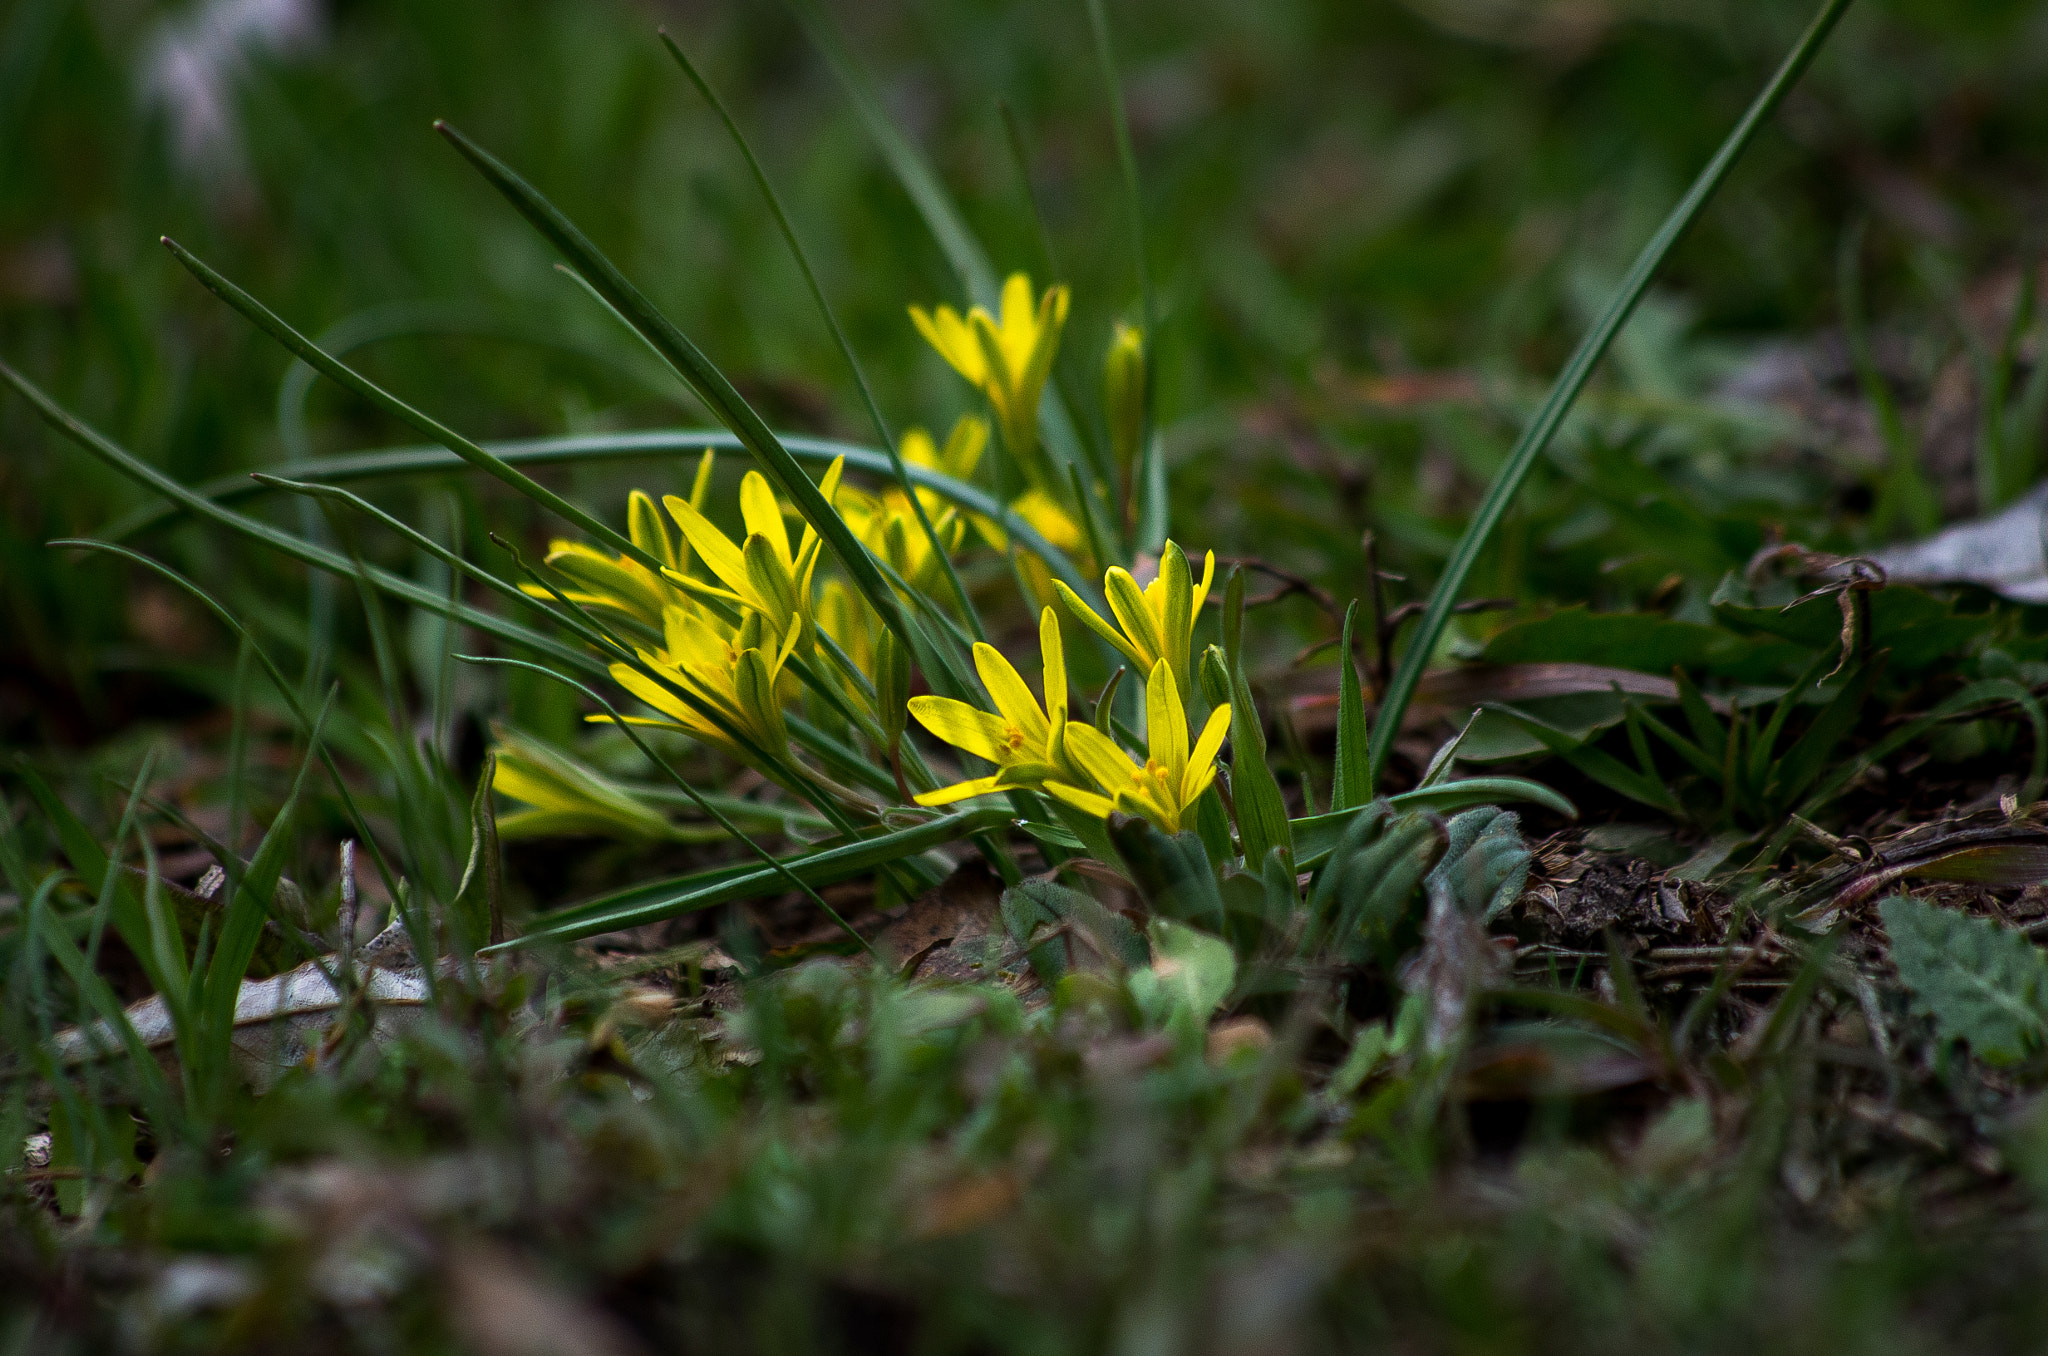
xmin=1366 ymin=0 xmax=1857 ymax=789
xmin=99 ymin=428 xmax=1102 ymax=605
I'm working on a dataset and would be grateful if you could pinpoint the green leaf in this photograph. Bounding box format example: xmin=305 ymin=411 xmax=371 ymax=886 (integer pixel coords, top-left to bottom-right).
xmin=434 ymin=121 xmax=937 ymax=677
xmin=1331 ymin=600 xmax=1372 ymax=812
xmin=158 ymin=239 xmax=657 ymax=576
xmin=1110 ymin=820 xmax=1226 ymax=928
xmin=1130 ymin=918 xmax=1236 ymax=1026
xmin=1881 ymin=894 xmax=2048 ymax=1065
xmin=1767 ymin=656 xmax=1881 ymax=813
xmin=1291 ymin=778 xmax=1573 ymax=871
xmin=1480 ymin=703 xmax=1682 ymax=816
xmin=1367 ymin=0 xmax=1855 ymax=788
xmin=101 ymin=429 xmax=1096 ymax=601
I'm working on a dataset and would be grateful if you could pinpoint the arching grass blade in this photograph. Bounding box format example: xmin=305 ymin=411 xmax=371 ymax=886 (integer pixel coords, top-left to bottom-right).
xmin=1366 ymin=0 xmax=1857 ymax=789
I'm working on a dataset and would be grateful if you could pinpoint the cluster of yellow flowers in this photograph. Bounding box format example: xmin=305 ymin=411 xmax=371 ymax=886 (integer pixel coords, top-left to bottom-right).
xmin=516 ymin=272 xmax=1224 ymax=839
xmin=907 ymin=542 xmax=1228 ymax=836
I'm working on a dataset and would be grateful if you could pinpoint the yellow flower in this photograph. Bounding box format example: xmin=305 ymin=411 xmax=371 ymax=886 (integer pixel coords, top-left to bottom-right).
xmin=520 ymin=453 xmax=715 ymax=630
xmin=1053 ymin=540 xmax=1215 ymax=697
xmin=662 ymin=459 xmax=845 ymax=651
xmin=900 ymin=415 xmax=988 ymax=516
xmin=600 ymin=604 xmax=800 ymax=767
xmin=1044 ymin=658 xmax=1230 ymax=837
xmin=908 ymin=607 xmax=1073 ymax=806
xmin=910 ymin=272 xmax=1069 ymax=487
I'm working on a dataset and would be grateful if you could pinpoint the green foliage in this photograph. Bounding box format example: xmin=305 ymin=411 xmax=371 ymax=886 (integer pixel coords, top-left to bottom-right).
xmin=1882 ymin=894 xmax=2048 ymax=1066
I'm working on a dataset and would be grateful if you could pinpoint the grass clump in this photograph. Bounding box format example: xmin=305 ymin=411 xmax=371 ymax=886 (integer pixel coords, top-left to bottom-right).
xmin=6 ymin=2 xmax=2048 ymax=1352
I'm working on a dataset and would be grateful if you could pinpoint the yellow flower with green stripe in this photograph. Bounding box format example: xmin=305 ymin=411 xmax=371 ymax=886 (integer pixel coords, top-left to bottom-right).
xmin=520 ymin=453 xmax=715 ymax=631
xmin=1044 ymin=658 xmax=1230 ymax=836
xmin=1053 ymin=540 xmax=1215 ymax=697
xmin=601 ymin=605 xmax=800 ymax=768
xmin=662 ymin=458 xmax=844 ymax=651
xmin=911 ymin=273 xmax=1069 ymax=488
xmin=908 ymin=608 xmax=1075 ymax=805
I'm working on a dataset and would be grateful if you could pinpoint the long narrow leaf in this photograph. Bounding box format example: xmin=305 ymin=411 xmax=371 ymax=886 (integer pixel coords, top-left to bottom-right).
xmin=0 ymin=360 xmax=601 ymax=678
xmin=492 ymin=806 xmax=1013 ymax=950
xmin=659 ymin=32 xmax=984 ymax=644
xmin=434 ymin=124 xmax=921 ymax=651
xmin=1331 ymin=600 xmax=1372 ymax=811
xmin=160 ymin=239 xmax=657 ymax=575
xmin=100 ymin=428 xmax=1097 ymax=601
xmin=1367 ymin=0 xmax=1856 ymax=788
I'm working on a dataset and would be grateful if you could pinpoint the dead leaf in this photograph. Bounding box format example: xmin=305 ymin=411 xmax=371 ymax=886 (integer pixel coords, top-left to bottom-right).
xmin=445 ymin=1243 xmax=646 ymax=1356
xmin=1863 ymin=482 xmax=2048 ymax=603
xmin=874 ymin=860 xmax=1004 ymax=974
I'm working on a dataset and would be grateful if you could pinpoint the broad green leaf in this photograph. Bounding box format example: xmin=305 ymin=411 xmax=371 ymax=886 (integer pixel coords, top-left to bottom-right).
xmin=1130 ymin=918 xmax=1236 ymax=1026
xmin=1881 ymin=894 xmax=2048 ymax=1065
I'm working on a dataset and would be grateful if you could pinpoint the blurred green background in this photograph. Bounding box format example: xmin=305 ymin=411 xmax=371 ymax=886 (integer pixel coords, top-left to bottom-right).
xmin=6 ymin=0 xmax=2046 ymax=752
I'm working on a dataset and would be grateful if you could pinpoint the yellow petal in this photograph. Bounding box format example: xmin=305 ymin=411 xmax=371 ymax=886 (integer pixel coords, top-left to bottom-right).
xmin=997 ymin=272 xmax=1037 ymax=374
xmin=1039 ymin=607 xmax=1067 ymax=723
xmin=941 ymin=415 xmax=988 ymax=479
xmin=908 ymin=696 xmax=1013 ymax=764
xmin=1060 ymin=723 xmax=1143 ymax=796
xmin=1146 ymin=657 xmax=1188 ymax=781
xmin=739 ymin=471 xmax=791 ymax=569
xmin=743 ymin=532 xmax=800 ymax=629
xmin=974 ymin=641 xmax=1050 ymax=750
xmin=1054 ymin=581 xmax=1146 ymax=671
xmin=628 ymin=489 xmax=676 ymax=572
xmin=910 ymin=304 xmax=987 ymax=385
xmin=914 ymin=774 xmax=1009 ymax=807
xmin=900 ymin=426 xmax=938 ymax=469
xmin=1105 ymin=568 xmax=1168 ymax=670
xmin=1158 ymin=542 xmax=1194 ymax=680
xmin=1190 ymin=550 xmax=1216 ymax=615
xmin=1184 ymin=704 xmax=1232 ymax=806
xmin=1043 ymin=780 xmax=1117 ymax=821
xmin=664 ymin=494 xmax=750 ymax=600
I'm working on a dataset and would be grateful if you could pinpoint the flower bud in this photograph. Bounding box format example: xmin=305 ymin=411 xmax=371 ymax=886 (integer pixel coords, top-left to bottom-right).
xmin=1104 ymin=323 xmax=1146 ymax=476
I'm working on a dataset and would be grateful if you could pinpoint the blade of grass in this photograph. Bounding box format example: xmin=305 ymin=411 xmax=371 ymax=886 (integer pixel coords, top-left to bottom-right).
xmin=1084 ymin=0 xmax=1167 ymax=554
xmin=99 ymin=429 xmax=1099 ymax=602
xmin=159 ymin=238 xmax=658 ymax=575
xmin=432 ymin=124 xmax=919 ymax=652
xmin=1367 ymin=0 xmax=1857 ymax=789
xmin=51 ymin=539 xmax=402 ymax=900
xmin=786 ymin=0 xmax=1089 ymax=481
xmin=658 ymin=31 xmax=985 ymax=646
xmin=463 ymin=655 xmax=882 ymax=957
xmin=0 ymin=361 xmax=602 ymax=679
xmin=494 ymin=805 xmax=1013 ymax=950
xmin=1331 ymin=600 xmax=1372 ymax=811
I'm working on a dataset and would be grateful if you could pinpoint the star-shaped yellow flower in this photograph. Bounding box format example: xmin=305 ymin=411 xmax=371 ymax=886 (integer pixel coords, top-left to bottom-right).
xmin=662 ymin=459 xmax=844 ymax=650
xmin=601 ymin=604 xmax=800 ymax=768
xmin=1043 ymin=658 xmax=1230 ymax=837
xmin=908 ymin=608 xmax=1074 ymax=806
xmin=910 ymin=272 xmax=1069 ymax=488
xmin=1053 ymin=540 xmax=1215 ymax=698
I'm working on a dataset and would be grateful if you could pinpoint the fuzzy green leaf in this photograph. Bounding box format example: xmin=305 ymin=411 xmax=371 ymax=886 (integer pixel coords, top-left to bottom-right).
xmin=1881 ymin=894 xmax=2048 ymax=1066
